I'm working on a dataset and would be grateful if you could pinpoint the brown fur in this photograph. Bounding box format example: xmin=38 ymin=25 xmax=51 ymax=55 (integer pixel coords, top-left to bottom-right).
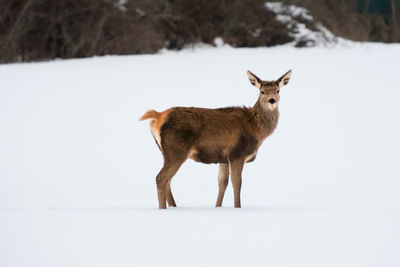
xmin=140 ymin=70 xmax=292 ymax=209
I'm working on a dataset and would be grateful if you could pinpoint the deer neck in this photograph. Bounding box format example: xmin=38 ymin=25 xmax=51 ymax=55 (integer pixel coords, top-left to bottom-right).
xmin=251 ymin=100 xmax=279 ymax=139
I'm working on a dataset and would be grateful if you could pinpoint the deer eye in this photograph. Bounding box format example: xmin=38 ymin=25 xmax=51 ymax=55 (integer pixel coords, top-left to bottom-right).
xmin=261 ymin=91 xmax=265 ymax=94
xmin=277 ymin=90 xmax=280 ymax=94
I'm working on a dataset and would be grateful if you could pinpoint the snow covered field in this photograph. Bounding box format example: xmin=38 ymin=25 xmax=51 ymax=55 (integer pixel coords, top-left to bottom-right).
xmin=1 ymin=44 xmax=400 ymax=267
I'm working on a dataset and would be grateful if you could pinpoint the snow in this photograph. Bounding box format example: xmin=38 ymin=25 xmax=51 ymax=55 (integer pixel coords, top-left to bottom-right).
xmin=115 ymin=0 xmax=127 ymax=12
xmin=265 ymin=1 xmax=350 ymax=47
xmin=1 ymin=44 xmax=400 ymax=266
xmin=266 ymin=2 xmax=313 ymax=21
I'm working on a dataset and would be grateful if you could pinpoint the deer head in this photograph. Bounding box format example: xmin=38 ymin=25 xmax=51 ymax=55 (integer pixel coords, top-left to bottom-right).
xmin=247 ymin=70 xmax=292 ymax=110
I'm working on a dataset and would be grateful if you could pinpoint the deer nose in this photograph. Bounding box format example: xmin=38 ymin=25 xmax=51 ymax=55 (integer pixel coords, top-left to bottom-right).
xmin=268 ymin=98 xmax=276 ymax=104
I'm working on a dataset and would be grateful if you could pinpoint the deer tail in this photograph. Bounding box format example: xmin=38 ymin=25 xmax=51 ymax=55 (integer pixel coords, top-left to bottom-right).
xmin=140 ymin=110 xmax=161 ymax=121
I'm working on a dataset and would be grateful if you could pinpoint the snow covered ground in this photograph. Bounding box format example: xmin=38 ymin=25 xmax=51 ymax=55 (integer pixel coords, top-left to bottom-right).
xmin=1 ymin=44 xmax=400 ymax=266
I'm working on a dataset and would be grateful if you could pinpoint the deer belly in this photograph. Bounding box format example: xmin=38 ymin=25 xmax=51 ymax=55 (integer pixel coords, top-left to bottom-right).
xmin=245 ymin=152 xmax=257 ymax=163
xmin=188 ymin=147 xmax=228 ymax=164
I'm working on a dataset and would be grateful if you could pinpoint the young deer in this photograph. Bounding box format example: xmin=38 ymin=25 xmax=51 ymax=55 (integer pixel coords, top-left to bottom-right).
xmin=140 ymin=70 xmax=292 ymax=209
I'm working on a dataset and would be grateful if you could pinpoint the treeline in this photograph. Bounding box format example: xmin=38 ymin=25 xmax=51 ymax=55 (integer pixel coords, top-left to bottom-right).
xmin=0 ymin=0 xmax=399 ymax=63
xmin=0 ymin=0 xmax=291 ymax=63
xmin=285 ymin=0 xmax=399 ymax=42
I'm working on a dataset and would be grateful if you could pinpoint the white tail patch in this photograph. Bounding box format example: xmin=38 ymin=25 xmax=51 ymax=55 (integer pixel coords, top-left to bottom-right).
xmin=150 ymin=121 xmax=162 ymax=148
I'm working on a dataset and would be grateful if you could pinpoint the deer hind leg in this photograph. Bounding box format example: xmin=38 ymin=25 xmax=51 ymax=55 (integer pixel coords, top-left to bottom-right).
xmin=229 ymin=159 xmax=244 ymax=208
xmin=156 ymin=156 xmax=186 ymax=209
xmin=166 ymin=180 xmax=176 ymax=207
xmin=215 ymin=163 xmax=230 ymax=207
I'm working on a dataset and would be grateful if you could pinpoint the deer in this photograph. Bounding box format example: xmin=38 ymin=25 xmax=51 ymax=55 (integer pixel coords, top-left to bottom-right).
xmin=140 ymin=70 xmax=292 ymax=209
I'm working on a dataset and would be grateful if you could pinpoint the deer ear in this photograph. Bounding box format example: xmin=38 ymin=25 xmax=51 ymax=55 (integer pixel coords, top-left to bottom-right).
xmin=277 ymin=70 xmax=292 ymax=87
xmin=247 ymin=70 xmax=262 ymax=89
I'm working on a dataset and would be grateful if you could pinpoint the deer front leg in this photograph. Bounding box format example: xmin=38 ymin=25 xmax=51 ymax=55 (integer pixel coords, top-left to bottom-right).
xmin=216 ymin=163 xmax=229 ymax=207
xmin=229 ymin=159 xmax=244 ymax=208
